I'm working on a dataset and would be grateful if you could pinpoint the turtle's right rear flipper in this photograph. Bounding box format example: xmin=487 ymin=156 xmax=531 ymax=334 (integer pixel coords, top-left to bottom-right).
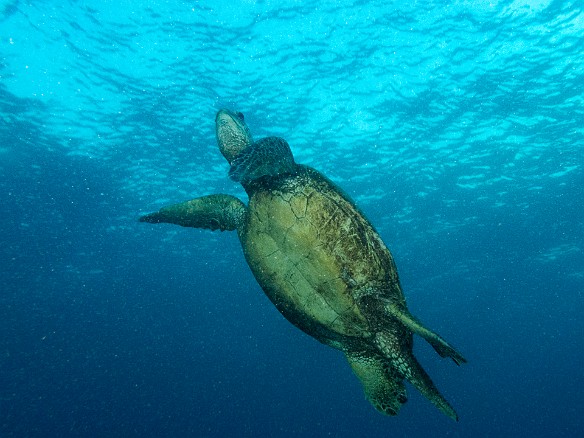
xmin=374 ymin=332 xmax=459 ymax=421
xmin=140 ymin=194 xmax=246 ymax=232
xmin=345 ymin=350 xmax=407 ymax=417
xmin=383 ymin=301 xmax=466 ymax=366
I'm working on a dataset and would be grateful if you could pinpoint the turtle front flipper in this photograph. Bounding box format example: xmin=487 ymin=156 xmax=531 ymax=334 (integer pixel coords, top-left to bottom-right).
xmin=139 ymin=194 xmax=246 ymax=232
xmin=345 ymin=350 xmax=407 ymax=416
xmin=384 ymin=302 xmax=466 ymax=366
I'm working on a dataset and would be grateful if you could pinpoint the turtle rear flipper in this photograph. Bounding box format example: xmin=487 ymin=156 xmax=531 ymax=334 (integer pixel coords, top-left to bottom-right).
xmin=345 ymin=351 xmax=407 ymax=416
xmin=383 ymin=301 xmax=466 ymax=366
xmin=139 ymin=194 xmax=246 ymax=232
xmin=374 ymin=332 xmax=459 ymax=421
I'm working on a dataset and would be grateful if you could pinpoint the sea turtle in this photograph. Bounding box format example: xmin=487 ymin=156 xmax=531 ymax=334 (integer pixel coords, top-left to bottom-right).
xmin=140 ymin=109 xmax=466 ymax=420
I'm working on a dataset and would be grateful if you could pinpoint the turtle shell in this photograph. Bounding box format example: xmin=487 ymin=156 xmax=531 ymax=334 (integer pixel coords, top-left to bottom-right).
xmin=240 ymin=164 xmax=406 ymax=346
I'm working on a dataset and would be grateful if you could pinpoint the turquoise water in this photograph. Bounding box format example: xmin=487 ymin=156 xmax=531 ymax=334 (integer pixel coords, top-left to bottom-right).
xmin=1 ymin=1 xmax=583 ymax=436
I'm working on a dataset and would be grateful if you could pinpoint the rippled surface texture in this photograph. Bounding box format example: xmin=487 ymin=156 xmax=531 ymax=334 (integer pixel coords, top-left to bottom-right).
xmin=1 ymin=1 xmax=583 ymax=437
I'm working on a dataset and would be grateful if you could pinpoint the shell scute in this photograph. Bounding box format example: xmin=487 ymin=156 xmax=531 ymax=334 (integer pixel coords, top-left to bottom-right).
xmin=243 ymin=169 xmax=377 ymax=339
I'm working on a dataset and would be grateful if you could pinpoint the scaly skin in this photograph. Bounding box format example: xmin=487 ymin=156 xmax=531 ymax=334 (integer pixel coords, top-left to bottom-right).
xmin=140 ymin=109 xmax=466 ymax=421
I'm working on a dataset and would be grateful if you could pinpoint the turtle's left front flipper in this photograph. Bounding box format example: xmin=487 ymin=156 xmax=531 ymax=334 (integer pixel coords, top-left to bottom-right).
xmin=140 ymin=194 xmax=246 ymax=232
xmin=384 ymin=302 xmax=466 ymax=366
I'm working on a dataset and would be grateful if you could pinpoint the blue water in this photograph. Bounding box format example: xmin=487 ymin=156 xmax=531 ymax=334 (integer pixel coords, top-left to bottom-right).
xmin=1 ymin=0 xmax=583 ymax=436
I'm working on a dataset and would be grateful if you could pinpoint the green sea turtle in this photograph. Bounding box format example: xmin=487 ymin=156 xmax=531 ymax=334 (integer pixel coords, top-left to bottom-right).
xmin=140 ymin=109 xmax=466 ymax=420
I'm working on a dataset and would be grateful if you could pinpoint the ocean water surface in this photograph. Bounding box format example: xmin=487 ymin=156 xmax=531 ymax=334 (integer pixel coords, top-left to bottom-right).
xmin=1 ymin=0 xmax=583 ymax=436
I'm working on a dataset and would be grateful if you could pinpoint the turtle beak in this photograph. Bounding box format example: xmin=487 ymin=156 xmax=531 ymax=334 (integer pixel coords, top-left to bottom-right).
xmin=216 ymin=109 xmax=253 ymax=164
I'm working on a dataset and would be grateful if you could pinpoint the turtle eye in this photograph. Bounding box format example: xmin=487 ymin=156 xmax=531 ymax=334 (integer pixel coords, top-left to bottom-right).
xmin=236 ymin=111 xmax=245 ymax=121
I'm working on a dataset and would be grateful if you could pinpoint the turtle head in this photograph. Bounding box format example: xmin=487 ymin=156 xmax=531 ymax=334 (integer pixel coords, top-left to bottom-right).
xmin=216 ymin=109 xmax=253 ymax=164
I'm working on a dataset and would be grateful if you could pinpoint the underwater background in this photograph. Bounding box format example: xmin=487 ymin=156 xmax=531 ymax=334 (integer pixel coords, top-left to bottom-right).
xmin=1 ymin=0 xmax=583 ymax=436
